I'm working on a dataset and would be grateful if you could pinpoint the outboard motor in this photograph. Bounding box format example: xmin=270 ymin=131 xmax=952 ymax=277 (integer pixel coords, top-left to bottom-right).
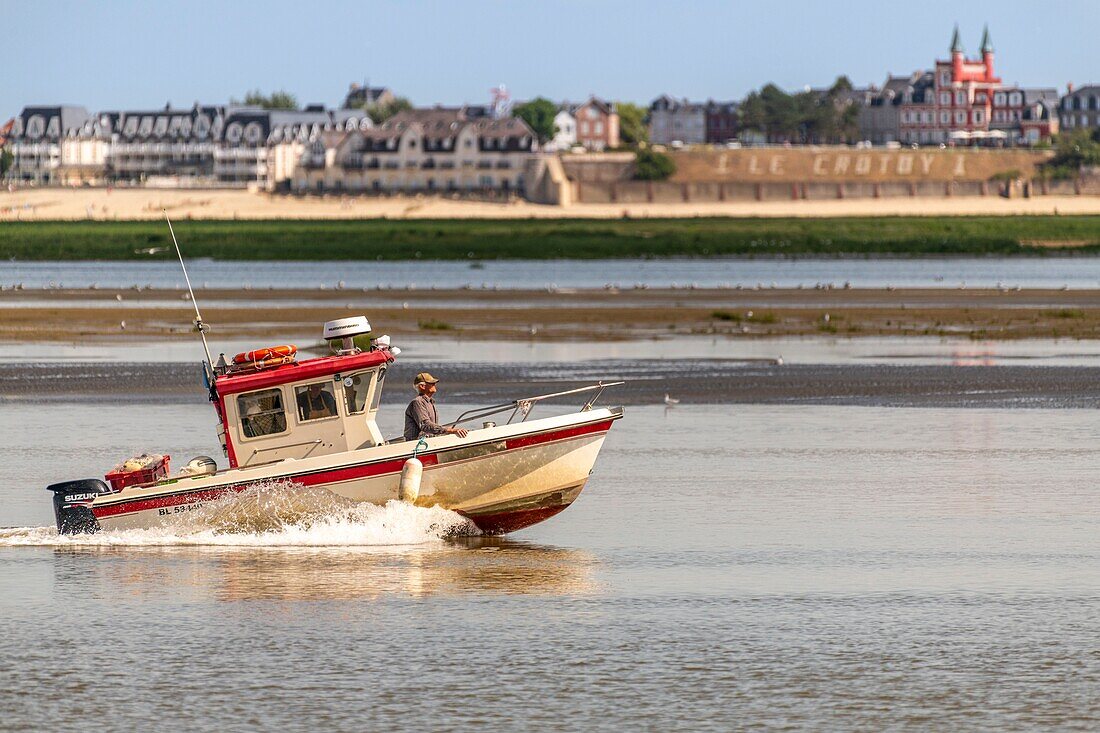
xmin=46 ymin=479 xmax=112 ymax=534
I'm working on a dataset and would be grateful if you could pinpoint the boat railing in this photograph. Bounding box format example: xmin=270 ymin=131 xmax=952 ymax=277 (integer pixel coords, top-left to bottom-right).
xmin=449 ymin=381 xmax=625 ymax=428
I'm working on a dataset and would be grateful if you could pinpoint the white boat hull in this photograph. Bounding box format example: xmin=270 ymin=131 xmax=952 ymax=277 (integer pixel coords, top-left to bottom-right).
xmin=57 ymin=407 xmax=623 ymax=535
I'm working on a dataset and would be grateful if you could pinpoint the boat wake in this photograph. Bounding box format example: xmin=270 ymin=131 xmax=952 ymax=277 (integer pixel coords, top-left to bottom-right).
xmin=0 ymin=480 xmax=479 ymax=547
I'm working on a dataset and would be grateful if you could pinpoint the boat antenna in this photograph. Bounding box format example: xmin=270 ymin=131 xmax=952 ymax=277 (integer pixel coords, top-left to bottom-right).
xmin=164 ymin=211 xmax=214 ymax=366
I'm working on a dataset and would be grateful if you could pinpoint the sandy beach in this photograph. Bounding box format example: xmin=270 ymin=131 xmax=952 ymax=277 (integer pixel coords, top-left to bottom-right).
xmin=4 ymin=187 xmax=1100 ymax=221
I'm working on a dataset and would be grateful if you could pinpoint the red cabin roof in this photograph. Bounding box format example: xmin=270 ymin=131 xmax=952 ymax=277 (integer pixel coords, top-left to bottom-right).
xmin=214 ymin=349 xmax=394 ymax=396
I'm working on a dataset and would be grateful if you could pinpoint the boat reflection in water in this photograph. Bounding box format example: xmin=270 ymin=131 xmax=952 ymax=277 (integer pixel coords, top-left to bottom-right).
xmin=51 ymin=539 xmax=599 ymax=601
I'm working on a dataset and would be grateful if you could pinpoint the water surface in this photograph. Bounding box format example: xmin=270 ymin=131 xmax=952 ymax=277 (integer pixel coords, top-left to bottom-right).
xmin=8 ymin=256 xmax=1100 ymax=290
xmin=1 ymin=401 xmax=1097 ymax=729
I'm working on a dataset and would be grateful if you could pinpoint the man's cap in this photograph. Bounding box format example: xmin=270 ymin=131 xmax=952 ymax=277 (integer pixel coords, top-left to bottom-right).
xmin=414 ymin=372 xmax=440 ymax=385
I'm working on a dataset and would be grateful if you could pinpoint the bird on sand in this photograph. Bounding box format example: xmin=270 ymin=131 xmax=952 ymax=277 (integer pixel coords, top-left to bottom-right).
xmin=664 ymin=393 xmax=680 ymax=406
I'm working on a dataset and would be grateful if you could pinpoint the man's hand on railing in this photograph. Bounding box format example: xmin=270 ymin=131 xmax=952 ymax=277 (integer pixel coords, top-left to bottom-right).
xmin=446 ymin=426 xmax=469 ymax=438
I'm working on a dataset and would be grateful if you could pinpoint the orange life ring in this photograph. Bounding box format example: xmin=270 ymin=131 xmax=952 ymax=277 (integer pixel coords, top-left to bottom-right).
xmin=232 ymin=344 xmax=297 ymax=367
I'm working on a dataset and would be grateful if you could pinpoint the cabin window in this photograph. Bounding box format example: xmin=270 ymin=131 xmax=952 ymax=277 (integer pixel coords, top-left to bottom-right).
xmin=295 ymin=382 xmax=339 ymax=422
xmin=370 ymin=368 xmax=386 ymax=411
xmin=239 ymin=389 xmax=288 ymax=438
xmin=343 ymin=371 xmax=373 ymax=414
xmin=344 ymin=367 xmax=386 ymax=414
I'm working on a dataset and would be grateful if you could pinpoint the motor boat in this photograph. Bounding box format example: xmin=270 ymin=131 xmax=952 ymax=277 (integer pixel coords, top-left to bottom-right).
xmin=45 ymin=314 xmax=624 ymax=535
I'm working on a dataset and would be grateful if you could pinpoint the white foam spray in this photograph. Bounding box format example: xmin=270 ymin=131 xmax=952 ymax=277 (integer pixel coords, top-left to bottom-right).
xmin=1 ymin=480 xmax=478 ymax=548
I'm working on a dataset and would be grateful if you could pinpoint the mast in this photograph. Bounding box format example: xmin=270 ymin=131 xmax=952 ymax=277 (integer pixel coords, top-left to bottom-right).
xmin=163 ymin=211 xmax=214 ymax=367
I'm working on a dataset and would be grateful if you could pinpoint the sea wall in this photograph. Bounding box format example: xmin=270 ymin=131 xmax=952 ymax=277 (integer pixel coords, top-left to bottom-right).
xmin=563 ymin=148 xmax=1062 ymax=204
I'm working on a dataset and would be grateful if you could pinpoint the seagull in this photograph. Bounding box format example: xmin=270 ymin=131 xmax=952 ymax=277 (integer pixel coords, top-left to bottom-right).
xmin=663 ymin=393 xmax=680 ymax=406
xmin=774 ymin=356 xmax=784 ymax=366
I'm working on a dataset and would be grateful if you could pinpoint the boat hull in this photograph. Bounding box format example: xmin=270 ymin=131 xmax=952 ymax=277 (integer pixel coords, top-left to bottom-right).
xmin=62 ymin=408 xmax=622 ymax=536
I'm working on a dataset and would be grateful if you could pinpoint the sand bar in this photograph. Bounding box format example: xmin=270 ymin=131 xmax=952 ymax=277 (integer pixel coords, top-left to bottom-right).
xmin=4 ymin=287 xmax=1100 ymax=342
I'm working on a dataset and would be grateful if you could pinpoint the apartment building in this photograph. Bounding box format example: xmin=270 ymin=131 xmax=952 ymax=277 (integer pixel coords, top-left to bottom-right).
xmin=292 ymin=107 xmax=537 ymax=194
xmin=8 ymin=105 xmax=91 ymax=184
xmin=648 ymin=95 xmax=706 ymax=145
xmin=5 ymin=103 xmax=366 ymax=188
xmin=1060 ymin=85 xmax=1100 ymax=131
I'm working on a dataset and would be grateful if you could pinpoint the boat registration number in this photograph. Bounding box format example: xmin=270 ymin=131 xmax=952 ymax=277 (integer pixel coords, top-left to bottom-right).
xmin=158 ymin=503 xmax=204 ymax=516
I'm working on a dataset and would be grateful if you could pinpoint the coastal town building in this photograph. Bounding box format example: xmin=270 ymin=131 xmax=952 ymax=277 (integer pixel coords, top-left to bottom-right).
xmin=5 ymin=103 xmax=367 ymax=189
xmin=648 ymin=95 xmax=706 ymax=145
xmin=572 ymin=97 xmax=619 ymax=150
xmin=291 ymin=106 xmax=537 ymax=194
xmin=342 ymin=83 xmax=395 ymax=111
xmin=861 ymin=27 xmax=1058 ymax=146
xmin=103 ymin=104 xmax=226 ymax=184
xmin=1059 ymin=85 xmax=1100 ymax=131
xmin=8 ymin=105 xmax=91 ymax=184
xmin=704 ymin=101 xmax=739 ymax=144
xmin=213 ymin=106 xmax=368 ymax=186
xmin=546 ymin=106 xmax=577 ymax=151
xmin=857 ymin=76 xmax=908 ymax=143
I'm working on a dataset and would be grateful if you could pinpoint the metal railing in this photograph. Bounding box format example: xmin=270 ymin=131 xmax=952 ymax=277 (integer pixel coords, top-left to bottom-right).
xmin=449 ymin=381 xmax=624 ymax=428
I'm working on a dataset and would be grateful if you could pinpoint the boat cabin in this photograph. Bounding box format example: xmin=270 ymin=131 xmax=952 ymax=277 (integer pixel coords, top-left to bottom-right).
xmin=210 ymin=318 xmax=397 ymax=469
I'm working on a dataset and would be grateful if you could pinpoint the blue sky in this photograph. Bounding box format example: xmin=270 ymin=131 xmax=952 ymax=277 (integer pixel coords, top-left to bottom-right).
xmin=3 ymin=0 xmax=1096 ymax=118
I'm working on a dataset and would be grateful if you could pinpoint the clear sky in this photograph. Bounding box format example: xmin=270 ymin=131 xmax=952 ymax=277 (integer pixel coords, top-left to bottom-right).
xmin=3 ymin=0 xmax=1096 ymax=119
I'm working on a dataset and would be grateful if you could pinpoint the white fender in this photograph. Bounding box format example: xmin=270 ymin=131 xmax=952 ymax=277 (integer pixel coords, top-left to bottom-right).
xmin=399 ymin=458 xmax=423 ymax=503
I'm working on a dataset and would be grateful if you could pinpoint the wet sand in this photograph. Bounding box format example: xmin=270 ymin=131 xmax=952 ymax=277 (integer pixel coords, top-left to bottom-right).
xmin=5 ymin=287 xmax=1100 ymax=341
xmin=5 ymin=187 xmax=1100 ymax=221
xmin=6 ymin=360 xmax=1100 ymax=409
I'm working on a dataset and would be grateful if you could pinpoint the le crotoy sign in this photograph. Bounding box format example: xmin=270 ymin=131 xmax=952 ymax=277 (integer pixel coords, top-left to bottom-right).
xmin=671 ymin=149 xmax=1050 ymax=182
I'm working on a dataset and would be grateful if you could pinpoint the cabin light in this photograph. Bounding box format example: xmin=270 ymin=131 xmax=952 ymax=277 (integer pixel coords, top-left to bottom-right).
xmin=372 ymin=334 xmax=391 ymax=348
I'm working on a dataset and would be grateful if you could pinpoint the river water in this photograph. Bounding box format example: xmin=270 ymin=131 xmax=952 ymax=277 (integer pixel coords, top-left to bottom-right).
xmin=1 ymin=396 xmax=1097 ymax=729
xmin=8 ymin=256 xmax=1100 ymax=290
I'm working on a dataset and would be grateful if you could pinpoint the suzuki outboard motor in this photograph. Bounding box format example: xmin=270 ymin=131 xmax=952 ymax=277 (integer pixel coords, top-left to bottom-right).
xmin=46 ymin=479 xmax=112 ymax=534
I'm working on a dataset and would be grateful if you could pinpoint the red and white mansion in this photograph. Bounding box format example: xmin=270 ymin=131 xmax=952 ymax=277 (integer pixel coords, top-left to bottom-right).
xmin=861 ymin=27 xmax=1057 ymax=146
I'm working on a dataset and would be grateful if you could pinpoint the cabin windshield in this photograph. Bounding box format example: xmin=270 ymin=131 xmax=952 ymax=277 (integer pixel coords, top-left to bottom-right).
xmin=343 ymin=367 xmax=386 ymax=415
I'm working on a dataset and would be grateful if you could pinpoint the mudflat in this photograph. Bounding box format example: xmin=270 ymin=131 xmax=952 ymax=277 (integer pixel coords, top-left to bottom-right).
xmin=5 ymin=286 xmax=1100 ymax=341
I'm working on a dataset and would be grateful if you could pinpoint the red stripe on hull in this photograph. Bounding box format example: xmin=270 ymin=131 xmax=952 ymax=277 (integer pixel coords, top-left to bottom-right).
xmin=94 ymin=419 xmax=611 ymax=522
xmin=464 ymin=502 xmax=572 ymax=535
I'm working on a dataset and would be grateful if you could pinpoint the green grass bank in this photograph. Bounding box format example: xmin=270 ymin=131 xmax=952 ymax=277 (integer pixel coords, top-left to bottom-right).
xmin=3 ymin=217 xmax=1100 ymax=260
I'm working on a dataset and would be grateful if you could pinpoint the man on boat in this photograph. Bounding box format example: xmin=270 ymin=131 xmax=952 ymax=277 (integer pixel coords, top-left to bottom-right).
xmin=298 ymin=383 xmax=337 ymax=420
xmin=404 ymin=372 xmax=469 ymax=441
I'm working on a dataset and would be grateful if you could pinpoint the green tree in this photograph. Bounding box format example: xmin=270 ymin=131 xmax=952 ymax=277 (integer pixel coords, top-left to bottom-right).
xmin=634 ymin=149 xmax=676 ymax=180
xmin=615 ymin=101 xmax=648 ymax=146
xmin=0 ymin=148 xmax=12 ymax=177
xmin=512 ymin=97 xmax=558 ymax=146
xmin=1043 ymin=128 xmax=1100 ymax=177
xmin=738 ymin=92 xmax=766 ymax=135
xmin=739 ymin=75 xmax=860 ymax=144
xmin=237 ymin=89 xmax=299 ymax=109
xmin=364 ymin=96 xmax=413 ymax=124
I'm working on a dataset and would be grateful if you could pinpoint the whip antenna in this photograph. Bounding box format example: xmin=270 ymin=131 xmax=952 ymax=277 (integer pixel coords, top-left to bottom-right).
xmin=164 ymin=212 xmax=214 ymax=366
